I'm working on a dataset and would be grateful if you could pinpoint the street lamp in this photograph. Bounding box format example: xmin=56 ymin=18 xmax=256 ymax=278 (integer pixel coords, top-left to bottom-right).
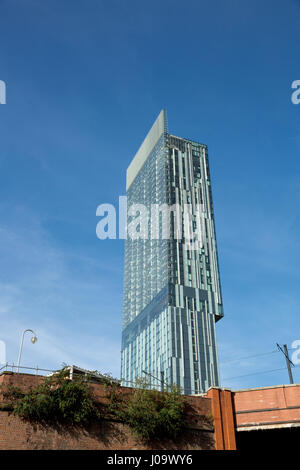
xmin=16 ymin=329 xmax=38 ymax=373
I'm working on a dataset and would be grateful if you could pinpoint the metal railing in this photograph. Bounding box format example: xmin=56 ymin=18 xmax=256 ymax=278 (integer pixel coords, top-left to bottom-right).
xmin=0 ymin=363 xmax=55 ymax=375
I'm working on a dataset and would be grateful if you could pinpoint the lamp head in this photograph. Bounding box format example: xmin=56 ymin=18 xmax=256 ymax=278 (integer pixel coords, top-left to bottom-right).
xmin=31 ymin=336 xmax=37 ymax=344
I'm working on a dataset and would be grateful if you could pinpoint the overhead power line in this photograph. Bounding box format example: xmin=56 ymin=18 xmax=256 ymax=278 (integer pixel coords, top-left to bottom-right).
xmin=220 ymin=349 xmax=279 ymax=365
xmin=222 ymin=364 xmax=300 ymax=382
xmin=220 ymin=347 xmax=294 ymax=366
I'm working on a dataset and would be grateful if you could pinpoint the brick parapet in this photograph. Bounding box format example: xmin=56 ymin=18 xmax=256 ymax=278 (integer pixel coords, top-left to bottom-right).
xmin=233 ymin=383 xmax=300 ymax=430
xmin=0 ymin=372 xmax=215 ymax=450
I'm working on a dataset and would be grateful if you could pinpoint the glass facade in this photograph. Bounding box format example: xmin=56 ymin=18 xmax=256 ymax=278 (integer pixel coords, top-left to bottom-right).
xmin=121 ymin=110 xmax=224 ymax=394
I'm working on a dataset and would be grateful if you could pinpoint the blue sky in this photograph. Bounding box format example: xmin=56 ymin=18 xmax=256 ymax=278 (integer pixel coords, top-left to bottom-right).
xmin=0 ymin=0 xmax=300 ymax=389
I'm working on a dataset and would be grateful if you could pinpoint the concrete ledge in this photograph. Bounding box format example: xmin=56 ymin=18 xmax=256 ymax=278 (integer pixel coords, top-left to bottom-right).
xmin=237 ymin=422 xmax=300 ymax=431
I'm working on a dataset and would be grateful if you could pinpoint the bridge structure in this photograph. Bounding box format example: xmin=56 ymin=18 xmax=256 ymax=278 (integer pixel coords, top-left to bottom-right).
xmin=205 ymin=383 xmax=300 ymax=450
xmin=1 ymin=366 xmax=299 ymax=450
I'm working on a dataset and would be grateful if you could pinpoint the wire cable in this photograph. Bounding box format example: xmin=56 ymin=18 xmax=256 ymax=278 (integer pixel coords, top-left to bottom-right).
xmin=220 ymin=349 xmax=279 ymax=365
xmin=220 ymin=347 xmax=295 ymax=365
xmin=222 ymin=364 xmax=300 ymax=382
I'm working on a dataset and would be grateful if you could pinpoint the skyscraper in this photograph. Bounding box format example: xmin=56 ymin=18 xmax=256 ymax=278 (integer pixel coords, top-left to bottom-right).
xmin=121 ymin=110 xmax=224 ymax=394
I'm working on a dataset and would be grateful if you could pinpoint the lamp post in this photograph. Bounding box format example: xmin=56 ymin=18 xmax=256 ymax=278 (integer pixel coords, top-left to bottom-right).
xmin=17 ymin=329 xmax=38 ymax=373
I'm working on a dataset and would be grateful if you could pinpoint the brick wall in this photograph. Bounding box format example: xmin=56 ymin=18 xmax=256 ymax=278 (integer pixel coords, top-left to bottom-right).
xmin=0 ymin=372 xmax=215 ymax=450
xmin=233 ymin=383 xmax=300 ymax=430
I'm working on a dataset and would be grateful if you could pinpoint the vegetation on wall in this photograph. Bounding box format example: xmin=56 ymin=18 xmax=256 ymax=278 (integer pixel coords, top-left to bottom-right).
xmin=1 ymin=370 xmax=186 ymax=441
xmin=122 ymin=379 xmax=185 ymax=440
xmin=2 ymin=370 xmax=100 ymax=425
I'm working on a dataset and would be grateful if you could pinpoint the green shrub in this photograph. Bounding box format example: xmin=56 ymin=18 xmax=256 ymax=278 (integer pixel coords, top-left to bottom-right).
xmin=10 ymin=370 xmax=100 ymax=425
xmin=123 ymin=379 xmax=185 ymax=441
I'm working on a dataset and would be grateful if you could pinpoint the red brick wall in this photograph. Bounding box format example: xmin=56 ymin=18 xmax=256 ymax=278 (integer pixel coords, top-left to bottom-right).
xmin=0 ymin=412 xmax=216 ymax=450
xmin=0 ymin=371 xmax=43 ymax=389
xmin=0 ymin=372 xmax=215 ymax=450
xmin=233 ymin=384 xmax=300 ymax=430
